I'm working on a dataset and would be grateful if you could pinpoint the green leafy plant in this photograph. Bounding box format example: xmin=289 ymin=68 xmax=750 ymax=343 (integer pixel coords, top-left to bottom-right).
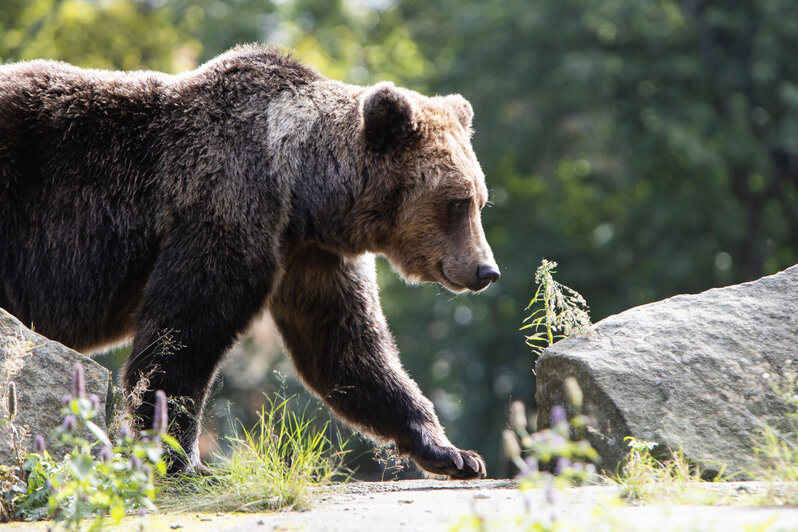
xmin=522 ymin=259 xmax=591 ymax=358
xmin=11 ymin=362 xmax=179 ymax=531
xmin=158 ymin=394 xmax=348 ymax=514
xmin=612 ymin=437 xmax=723 ymax=505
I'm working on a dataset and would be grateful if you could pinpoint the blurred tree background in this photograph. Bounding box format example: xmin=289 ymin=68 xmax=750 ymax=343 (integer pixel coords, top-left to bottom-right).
xmin=3 ymin=0 xmax=797 ymax=478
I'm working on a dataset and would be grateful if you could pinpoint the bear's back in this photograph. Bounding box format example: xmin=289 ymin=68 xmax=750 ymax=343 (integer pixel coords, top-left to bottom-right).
xmin=0 ymin=59 xmax=171 ymax=125
xmin=0 ymin=60 xmax=173 ymax=194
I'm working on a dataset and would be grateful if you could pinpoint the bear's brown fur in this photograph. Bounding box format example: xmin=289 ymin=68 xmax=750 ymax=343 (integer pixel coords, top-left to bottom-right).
xmin=0 ymin=45 xmax=499 ymax=479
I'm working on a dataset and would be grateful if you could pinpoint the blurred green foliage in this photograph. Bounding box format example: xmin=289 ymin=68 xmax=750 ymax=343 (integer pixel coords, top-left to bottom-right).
xmin=3 ymin=0 xmax=796 ymax=478
xmin=0 ymin=0 xmax=200 ymax=70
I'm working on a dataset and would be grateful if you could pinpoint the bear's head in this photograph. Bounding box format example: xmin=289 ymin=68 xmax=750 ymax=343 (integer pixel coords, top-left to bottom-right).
xmin=360 ymin=82 xmax=500 ymax=293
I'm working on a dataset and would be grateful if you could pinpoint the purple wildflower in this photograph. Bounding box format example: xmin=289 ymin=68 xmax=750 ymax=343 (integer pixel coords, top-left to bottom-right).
xmin=153 ymin=390 xmax=168 ymax=433
xmin=72 ymin=362 xmax=86 ymax=398
xmin=543 ymin=432 xmax=568 ymax=449
xmin=62 ymin=394 xmax=73 ymax=407
xmin=522 ymin=456 xmax=539 ymax=475
xmin=554 ymin=457 xmax=571 ymax=475
xmin=63 ymin=414 xmax=77 ymax=432
xmin=99 ymin=446 xmax=114 ymax=463
xmin=32 ymin=434 xmax=46 ymax=453
xmin=550 ymin=405 xmax=567 ymax=426
xmin=130 ymin=456 xmax=142 ymax=471
xmin=89 ymin=394 xmax=101 ymax=412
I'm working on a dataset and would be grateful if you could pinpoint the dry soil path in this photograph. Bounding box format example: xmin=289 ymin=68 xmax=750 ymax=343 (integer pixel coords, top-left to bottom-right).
xmin=3 ymin=480 xmax=798 ymax=531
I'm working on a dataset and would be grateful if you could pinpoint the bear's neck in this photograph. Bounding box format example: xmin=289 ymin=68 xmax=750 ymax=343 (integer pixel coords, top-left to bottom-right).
xmin=266 ymin=82 xmax=384 ymax=257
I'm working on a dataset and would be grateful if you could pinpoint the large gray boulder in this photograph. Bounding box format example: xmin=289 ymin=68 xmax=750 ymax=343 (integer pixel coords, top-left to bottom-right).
xmin=0 ymin=308 xmax=111 ymax=466
xmin=536 ymin=265 xmax=798 ymax=477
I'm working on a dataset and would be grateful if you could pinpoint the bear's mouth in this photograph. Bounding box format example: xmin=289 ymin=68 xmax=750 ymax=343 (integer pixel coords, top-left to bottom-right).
xmin=437 ymin=261 xmax=467 ymax=292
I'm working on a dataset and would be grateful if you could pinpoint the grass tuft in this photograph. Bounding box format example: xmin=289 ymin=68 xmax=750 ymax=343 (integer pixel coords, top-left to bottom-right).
xmin=612 ymin=437 xmax=725 ymax=505
xmin=748 ymin=369 xmax=798 ymax=505
xmin=158 ymin=395 xmax=348 ymax=514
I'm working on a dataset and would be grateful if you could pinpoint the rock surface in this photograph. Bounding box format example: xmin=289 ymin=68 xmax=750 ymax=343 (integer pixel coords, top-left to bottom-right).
xmin=0 ymin=308 xmax=111 ymax=466
xmin=536 ymin=265 xmax=798 ymax=476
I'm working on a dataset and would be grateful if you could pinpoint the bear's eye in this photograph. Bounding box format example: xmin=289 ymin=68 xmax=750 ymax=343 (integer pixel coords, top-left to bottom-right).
xmin=449 ymin=198 xmax=472 ymax=216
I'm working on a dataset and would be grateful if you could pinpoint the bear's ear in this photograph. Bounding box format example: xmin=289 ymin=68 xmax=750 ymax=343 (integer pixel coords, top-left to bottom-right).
xmin=442 ymin=94 xmax=473 ymax=130
xmin=361 ymin=82 xmax=419 ymax=152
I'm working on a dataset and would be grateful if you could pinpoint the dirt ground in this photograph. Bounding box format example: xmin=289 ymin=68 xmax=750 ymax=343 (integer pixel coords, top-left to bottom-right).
xmin=3 ymin=480 xmax=798 ymax=531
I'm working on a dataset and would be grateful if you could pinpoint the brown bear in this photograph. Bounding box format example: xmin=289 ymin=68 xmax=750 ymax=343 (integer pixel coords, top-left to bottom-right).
xmin=0 ymin=44 xmax=500 ymax=479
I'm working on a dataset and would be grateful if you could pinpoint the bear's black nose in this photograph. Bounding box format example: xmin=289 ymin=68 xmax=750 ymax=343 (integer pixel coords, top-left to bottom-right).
xmin=477 ymin=264 xmax=501 ymax=284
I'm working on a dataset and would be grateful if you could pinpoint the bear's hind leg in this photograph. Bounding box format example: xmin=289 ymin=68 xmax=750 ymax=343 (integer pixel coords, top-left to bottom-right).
xmin=270 ymin=244 xmax=485 ymax=479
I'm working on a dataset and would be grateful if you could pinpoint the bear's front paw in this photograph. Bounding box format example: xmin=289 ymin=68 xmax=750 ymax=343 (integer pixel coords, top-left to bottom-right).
xmin=412 ymin=445 xmax=486 ymax=480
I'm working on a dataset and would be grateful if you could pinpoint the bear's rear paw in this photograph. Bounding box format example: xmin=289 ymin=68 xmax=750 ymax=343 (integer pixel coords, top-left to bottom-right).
xmin=412 ymin=445 xmax=486 ymax=480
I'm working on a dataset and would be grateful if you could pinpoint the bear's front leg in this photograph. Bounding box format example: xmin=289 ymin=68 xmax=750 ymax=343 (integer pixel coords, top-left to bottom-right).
xmin=123 ymin=240 xmax=275 ymax=471
xmin=270 ymin=244 xmax=485 ymax=479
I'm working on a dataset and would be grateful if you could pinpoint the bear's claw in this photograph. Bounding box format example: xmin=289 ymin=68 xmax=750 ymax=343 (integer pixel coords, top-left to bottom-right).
xmin=412 ymin=445 xmax=486 ymax=480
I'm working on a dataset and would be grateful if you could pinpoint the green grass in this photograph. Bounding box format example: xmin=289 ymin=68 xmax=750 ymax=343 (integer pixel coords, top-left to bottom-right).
xmin=157 ymin=396 xmax=348 ymax=514
xmin=609 ymin=436 xmax=798 ymax=508
xmin=744 ymin=425 xmax=798 ymax=506
xmin=610 ymin=438 xmax=726 ymax=505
